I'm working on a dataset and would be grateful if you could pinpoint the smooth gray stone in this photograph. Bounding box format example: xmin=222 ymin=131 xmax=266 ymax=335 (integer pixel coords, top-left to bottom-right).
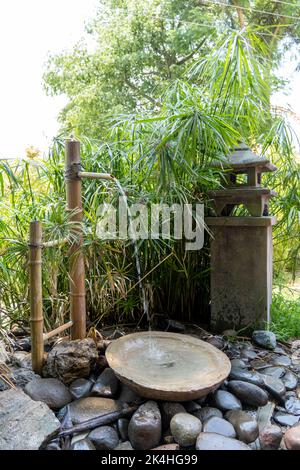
xmin=88 ymin=425 xmax=119 ymax=450
xmin=282 ymin=371 xmax=298 ymax=391
xmin=194 ymin=407 xmax=223 ymax=422
xmin=252 ymin=331 xmax=276 ymax=350
xmin=273 ymin=412 xmax=300 ymax=426
xmin=230 ymin=359 xmax=247 ymax=369
xmin=196 ymin=432 xmax=251 ymax=450
xmin=259 ymin=366 xmax=285 ymax=379
xmin=118 ymin=418 xmax=129 ymax=441
xmin=225 ymin=410 xmax=259 ymax=444
xmin=227 ymin=381 xmax=268 ymax=407
xmin=229 ymin=367 xmax=264 ymax=387
xmin=285 ymin=396 xmax=300 ymax=416
xmin=160 ymin=402 xmax=186 ymax=431
xmin=241 ymin=349 xmax=257 ymax=360
xmin=213 ymin=390 xmax=242 ymax=411
xmin=70 ymin=438 xmax=96 ymax=450
xmin=24 ymin=378 xmax=72 ymax=410
xmin=128 ymin=401 xmax=162 ymax=450
xmin=184 ymin=401 xmax=201 ymax=413
xmin=118 ymin=384 xmax=143 ymax=405
xmin=69 ymin=378 xmax=93 ymax=400
xmin=272 ymin=355 xmax=292 ymax=367
xmin=170 ymin=413 xmax=202 ymax=447
xmin=203 ymin=416 xmax=236 ymax=438
xmin=260 ymin=374 xmax=286 ymax=402
xmin=68 ymin=397 xmax=119 ymax=424
xmin=91 ymin=368 xmax=119 ymax=398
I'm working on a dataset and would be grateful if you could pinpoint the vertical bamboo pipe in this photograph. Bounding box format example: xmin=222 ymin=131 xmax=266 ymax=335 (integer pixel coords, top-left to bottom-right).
xmin=29 ymin=221 xmax=44 ymax=374
xmin=65 ymin=139 xmax=86 ymax=339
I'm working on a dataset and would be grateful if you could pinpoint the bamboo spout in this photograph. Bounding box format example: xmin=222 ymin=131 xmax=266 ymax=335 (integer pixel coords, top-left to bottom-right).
xmin=78 ymin=171 xmax=115 ymax=181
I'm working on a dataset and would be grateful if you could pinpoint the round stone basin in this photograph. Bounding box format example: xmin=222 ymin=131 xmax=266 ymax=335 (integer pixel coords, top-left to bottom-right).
xmin=106 ymin=331 xmax=231 ymax=401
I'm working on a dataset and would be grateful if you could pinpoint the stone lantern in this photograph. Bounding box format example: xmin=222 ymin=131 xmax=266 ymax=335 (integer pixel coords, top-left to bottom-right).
xmin=206 ymin=143 xmax=277 ymax=332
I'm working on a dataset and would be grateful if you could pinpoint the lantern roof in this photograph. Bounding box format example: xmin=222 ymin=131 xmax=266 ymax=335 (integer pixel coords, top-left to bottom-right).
xmin=212 ymin=142 xmax=277 ymax=173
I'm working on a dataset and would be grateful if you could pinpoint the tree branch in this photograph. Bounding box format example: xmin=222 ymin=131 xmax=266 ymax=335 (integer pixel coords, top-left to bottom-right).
xmin=175 ymin=38 xmax=207 ymax=66
xmin=124 ymin=78 xmax=161 ymax=107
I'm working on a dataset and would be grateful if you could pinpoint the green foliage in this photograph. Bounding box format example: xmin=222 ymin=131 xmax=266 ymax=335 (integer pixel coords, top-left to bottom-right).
xmin=43 ymin=0 xmax=300 ymax=137
xmin=270 ymin=290 xmax=300 ymax=341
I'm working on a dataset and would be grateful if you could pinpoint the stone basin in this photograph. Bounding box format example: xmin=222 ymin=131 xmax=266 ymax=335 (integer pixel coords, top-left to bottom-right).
xmin=105 ymin=331 xmax=231 ymax=401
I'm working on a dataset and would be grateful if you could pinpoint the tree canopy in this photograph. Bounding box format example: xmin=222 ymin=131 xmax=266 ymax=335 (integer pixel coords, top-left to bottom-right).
xmin=43 ymin=0 xmax=300 ymax=137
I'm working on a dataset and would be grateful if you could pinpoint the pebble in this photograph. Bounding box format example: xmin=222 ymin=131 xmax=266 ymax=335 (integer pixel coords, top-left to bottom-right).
xmin=91 ymin=368 xmax=119 ymax=398
xmin=128 ymin=401 xmax=162 ymax=450
xmin=68 ymin=397 xmax=119 ymax=424
xmin=283 ymin=424 xmax=300 ymax=450
xmin=260 ymin=374 xmax=286 ymax=402
xmin=272 ymin=355 xmax=292 ymax=367
xmin=88 ymin=425 xmax=119 ymax=450
xmin=230 ymin=359 xmax=247 ymax=369
xmin=194 ymin=407 xmax=223 ymax=422
xmin=170 ymin=413 xmax=202 ymax=447
xmin=70 ymin=438 xmax=96 ymax=450
xmin=273 ymin=412 xmax=300 ymax=427
xmin=229 ymin=367 xmax=264 ymax=387
xmin=285 ymin=396 xmax=300 ymax=415
xmin=202 ymin=416 xmax=236 ymax=438
xmin=152 ymin=444 xmax=180 ymax=450
xmin=222 ymin=329 xmax=237 ymax=338
xmin=227 ymin=380 xmax=268 ymax=407
xmin=213 ymin=390 xmax=242 ymax=411
xmin=282 ymin=371 xmax=298 ymax=391
xmin=118 ymin=418 xmax=129 ymax=441
xmin=69 ymin=378 xmax=93 ymax=400
xmin=259 ymin=366 xmax=285 ymax=379
xmin=259 ymin=424 xmax=282 ymax=450
xmin=115 ymin=441 xmax=133 ymax=450
xmin=225 ymin=410 xmax=259 ymax=443
xmin=160 ymin=402 xmax=186 ymax=431
xmin=196 ymin=432 xmax=251 ymax=450
xmin=252 ymin=331 xmax=276 ymax=350
xmin=206 ymin=336 xmax=225 ymax=350
xmin=118 ymin=384 xmax=143 ymax=405
xmin=241 ymin=349 xmax=257 ymax=361
xmin=184 ymin=401 xmax=201 ymax=413
xmin=24 ymin=378 xmax=72 ymax=410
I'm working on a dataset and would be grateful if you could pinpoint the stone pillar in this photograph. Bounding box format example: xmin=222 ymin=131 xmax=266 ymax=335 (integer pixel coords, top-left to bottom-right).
xmin=206 ymin=216 xmax=276 ymax=332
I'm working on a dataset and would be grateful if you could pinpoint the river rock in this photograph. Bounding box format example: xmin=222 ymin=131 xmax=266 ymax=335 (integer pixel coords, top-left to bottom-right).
xmin=88 ymin=425 xmax=119 ymax=450
xmin=161 ymin=402 xmax=186 ymax=430
xmin=68 ymin=397 xmax=119 ymax=424
xmin=0 ymin=340 xmax=9 ymax=363
xmin=285 ymin=396 xmax=300 ymax=415
xmin=272 ymin=355 xmax=291 ymax=367
xmin=194 ymin=407 xmax=223 ymax=422
xmin=206 ymin=336 xmax=225 ymax=350
xmin=225 ymin=410 xmax=258 ymax=443
xmin=24 ymin=378 xmax=72 ymax=410
xmin=252 ymin=331 xmax=276 ymax=350
xmin=260 ymin=366 xmax=285 ymax=379
xmin=118 ymin=384 xmax=143 ymax=405
xmin=118 ymin=418 xmax=129 ymax=441
xmin=260 ymin=374 xmax=285 ymax=402
xmin=152 ymin=443 xmax=180 ymax=450
xmin=213 ymin=390 xmax=242 ymax=411
xmin=230 ymin=359 xmax=247 ymax=369
xmin=184 ymin=400 xmax=201 ymax=413
xmin=229 ymin=367 xmax=264 ymax=387
xmin=0 ymin=366 xmax=40 ymax=391
xmin=203 ymin=416 xmax=235 ymax=438
xmin=282 ymin=371 xmax=298 ymax=391
xmin=259 ymin=424 xmax=282 ymax=450
xmin=42 ymin=338 xmax=98 ymax=384
xmin=196 ymin=432 xmax=251 ymax=450
xmin=69 ymin=378 xmax=93 ymax=400
xmin=227 ymin=381 xmax=268 ymax=407
xmin=10 ymin=351 xmax=32 ymax=369
xmin=70 ymin=438 xmax=96 ymax=450
xmin=115 ymin=441 xmax=134 ymax=450
xmin=170 ymin=412 xmax=202 ymax=447
xmin=284 ymin=424 xmax=300 ymax=450
xmin=0 ymin=388 xmax=60 ymax=450
xmin=91 ymin=368 xmax=119 ymax=398
xmin=128 ymin=401 xmax=161 ymax=450
xmin=71 ymin=432 xmax=89 ymax=445
xmin=273 ymin=412 xmax=300 ymax=426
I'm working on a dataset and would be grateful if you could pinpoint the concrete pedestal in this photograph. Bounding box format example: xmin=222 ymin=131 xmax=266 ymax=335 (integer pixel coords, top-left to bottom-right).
xmin=205 ymin=216 xmax=276 ymax=332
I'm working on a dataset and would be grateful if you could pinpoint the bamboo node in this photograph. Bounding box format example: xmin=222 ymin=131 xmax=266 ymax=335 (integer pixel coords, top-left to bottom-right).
xmin=65 ymin=162 xmax=82 ymax=181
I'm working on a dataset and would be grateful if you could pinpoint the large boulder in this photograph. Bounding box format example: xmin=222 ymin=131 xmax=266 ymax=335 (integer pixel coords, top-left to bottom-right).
xmin=42 ymin=338 xmax=98 ymax=384
xmin=0 ymin=388 xmax=60 ymax=450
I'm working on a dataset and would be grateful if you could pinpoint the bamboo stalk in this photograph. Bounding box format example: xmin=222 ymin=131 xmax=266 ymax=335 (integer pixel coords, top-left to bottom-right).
xmin=78 ymin=171 xmax=115 ymax=181
xmin=29 ymin=221 xmax=44 ymax=374
xmin=43 ymin=321 xmax=73 ymax=342
xmin=65 ymin=139 xmax=86 ymax=340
